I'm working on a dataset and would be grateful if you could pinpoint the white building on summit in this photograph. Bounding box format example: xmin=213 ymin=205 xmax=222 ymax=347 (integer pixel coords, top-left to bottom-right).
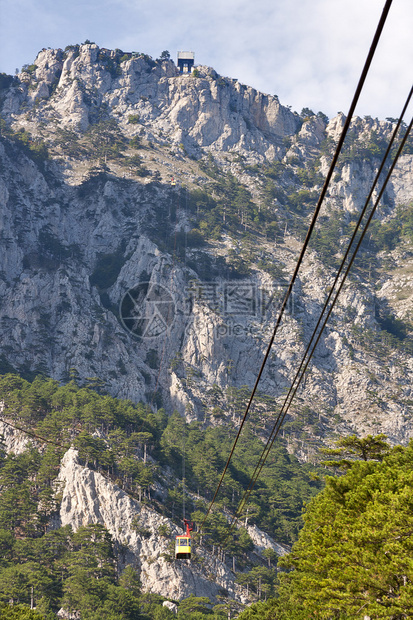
xmin=177 ymin=51 xmax=195 ymax=74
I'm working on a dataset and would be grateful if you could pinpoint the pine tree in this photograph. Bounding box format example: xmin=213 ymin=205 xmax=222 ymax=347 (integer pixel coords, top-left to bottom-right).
xmin=277 ymin=441 xmax=413 ymax=618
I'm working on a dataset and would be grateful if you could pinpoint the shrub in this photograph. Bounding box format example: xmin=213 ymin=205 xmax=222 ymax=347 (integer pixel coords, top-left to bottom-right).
xmin=128 ymin=114 xmax=140 ymax=124
xmin=158 ymin=524 xmax=171 ymax=537
xmin=129 ymin=136 xmax=141 ymax=149
xmin=22 ymin=64 xmax=37 ymax=74
xmin=0 ymin=73 xmax=13 ymax=90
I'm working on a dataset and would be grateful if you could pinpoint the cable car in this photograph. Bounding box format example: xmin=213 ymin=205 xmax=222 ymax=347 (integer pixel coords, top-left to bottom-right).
xmin=175 ymin=519 xmax=193 ymax=560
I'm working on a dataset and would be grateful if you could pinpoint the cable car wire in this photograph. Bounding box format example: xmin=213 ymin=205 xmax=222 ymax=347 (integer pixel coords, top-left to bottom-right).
xmin=198 ymin=0 xmax=394 ymax=532
xmin=227 ymin=88 xmax=412 ymax=520
xmin=224 ymin=113 xmax=413 ymax=544
xmin=150 ymin=184 xmax=180 ymax=405
xmin=221 ymin=100 xmax=413 ymax=546
xmin=0 ymin=416 xmax=70 ymax=449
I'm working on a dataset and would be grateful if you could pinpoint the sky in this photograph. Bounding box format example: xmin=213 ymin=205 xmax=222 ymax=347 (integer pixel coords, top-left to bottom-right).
xmin=0 ymin=0 xmax=411 ymax=120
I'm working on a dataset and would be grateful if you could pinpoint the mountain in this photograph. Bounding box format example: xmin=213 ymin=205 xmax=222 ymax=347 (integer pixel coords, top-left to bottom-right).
xmin=1 ymin=44 xmax=412 ymax=448
xmin=0 ymin=42 xmax=412 ymax=616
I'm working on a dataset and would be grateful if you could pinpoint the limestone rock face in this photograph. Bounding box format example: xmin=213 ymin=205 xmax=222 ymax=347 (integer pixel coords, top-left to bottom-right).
xmin=0 ymin=418 xmax=35 ymax=454
xmin=56 ymin=448 xmax=252 ymax=602
xmin=3 ymin=45 xmax=300 ymax=159
xmin=0 ymin=418 xmax=283 ymax=603
xmin=0 ymin=43 xmax=412 ymax=451
xmin=247 ymin=524 xmax=288 ymax=557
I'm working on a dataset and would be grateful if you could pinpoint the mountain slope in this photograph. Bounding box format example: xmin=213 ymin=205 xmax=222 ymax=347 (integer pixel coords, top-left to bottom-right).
xmin=0 ymin=43 xmax=413 ymax=448
xmin=0 ymin=373 xmax=313 ymax=613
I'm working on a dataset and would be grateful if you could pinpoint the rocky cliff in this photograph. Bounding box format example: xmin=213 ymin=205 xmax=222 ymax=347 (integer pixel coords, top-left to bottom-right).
xmin=0 ymin=413 xmax=285 ymax=605
xmin=57 ymin=447 xmax=251 ymax=603
xmin=0 ymin=43 xmax=412 ymax=613
xmin=2 ymin=45 xmax=298 ymax=158
xmin=0 ymin=42 xmax=412 ymax=454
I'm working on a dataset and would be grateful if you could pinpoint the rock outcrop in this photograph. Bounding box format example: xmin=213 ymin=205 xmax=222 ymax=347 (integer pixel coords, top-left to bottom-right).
xmin=3 ymin=45 xmax=299 ymax=160
xmin=56 ymin=447 xmax=256 ymax=603
xmin=0 ymin=43 xmax=412 ymax=452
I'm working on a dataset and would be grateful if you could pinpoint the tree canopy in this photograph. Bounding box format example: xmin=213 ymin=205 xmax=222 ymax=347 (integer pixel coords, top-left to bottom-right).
xmin=0 ymin=373 xmax=325 ymax=617
xmin=239 ymin=439 xmax=413 ymax=619
xmin=319 ymin=433 xmax=390 ymax=471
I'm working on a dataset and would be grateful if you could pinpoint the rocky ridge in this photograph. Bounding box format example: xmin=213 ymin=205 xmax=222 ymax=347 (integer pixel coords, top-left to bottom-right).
xmin=57 ymin=448 xmax=249 ymax=603
xmin=0 ymin=43 xmax=412 ymax=452
xmin=2 ymin=45 xmax=298 ymax=162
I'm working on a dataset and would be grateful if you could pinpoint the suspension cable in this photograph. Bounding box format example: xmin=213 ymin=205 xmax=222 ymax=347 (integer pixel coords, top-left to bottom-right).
xmin=0 ymin=416 xmax=70 ymax=449
xmin=199 ymin=0 xmax=394 ymax=531
xmin=220 ymin=98 xmax=413 ymax=545
xmin=182 ymin=414 xmax=186 ymax=522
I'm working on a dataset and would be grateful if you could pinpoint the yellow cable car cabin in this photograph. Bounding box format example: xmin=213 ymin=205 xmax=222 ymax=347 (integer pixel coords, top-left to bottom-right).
xmin=175 ymin=535 xmax=191 ymax=559
xmin=175 ymin=519 xmax=193 ymax=560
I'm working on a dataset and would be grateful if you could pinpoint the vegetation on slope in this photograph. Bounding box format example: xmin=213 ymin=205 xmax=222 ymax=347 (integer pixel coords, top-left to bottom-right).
xmin=0 ymin=373 xmax=322 ymax=618
xmin=0 ymin=374 xmax=321 ymax=546
xmin=238 ymin=436 xmax=413 ymax=619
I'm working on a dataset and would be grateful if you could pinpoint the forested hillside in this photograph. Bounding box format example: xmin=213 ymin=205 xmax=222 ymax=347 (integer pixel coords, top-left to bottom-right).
xmin=0 ymin=373 xmax=320 ymax=617
xmin=0 ymin=42 xmax=412 ymax=619
xmin=238 ymin=437 xmax=413 ymax=619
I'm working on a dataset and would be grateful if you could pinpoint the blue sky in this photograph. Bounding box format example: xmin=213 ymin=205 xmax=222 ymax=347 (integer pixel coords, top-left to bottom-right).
xmin=0 ymin=0 xmax=411 ymax=120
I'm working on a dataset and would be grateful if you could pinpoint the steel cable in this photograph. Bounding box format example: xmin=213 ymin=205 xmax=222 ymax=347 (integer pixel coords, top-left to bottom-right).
xmin=221 ymin=99 xmax=413 ymax=546
xmin=198 ymin=0 xmax=394 ymax=532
